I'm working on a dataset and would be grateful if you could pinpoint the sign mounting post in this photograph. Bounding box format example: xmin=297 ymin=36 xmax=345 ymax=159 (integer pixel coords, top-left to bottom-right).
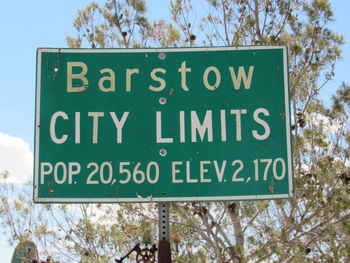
xmin=158 ymin=203 xmax=171 ymax=263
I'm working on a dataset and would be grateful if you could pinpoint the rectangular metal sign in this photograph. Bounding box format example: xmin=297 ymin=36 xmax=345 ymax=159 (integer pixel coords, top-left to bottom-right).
xmin=34 ymin=46 xmax=293 ymax=203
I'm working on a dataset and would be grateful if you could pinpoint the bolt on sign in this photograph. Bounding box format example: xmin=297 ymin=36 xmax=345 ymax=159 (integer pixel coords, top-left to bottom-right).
xmin=34 ymin=46 xmax=293 ymax=203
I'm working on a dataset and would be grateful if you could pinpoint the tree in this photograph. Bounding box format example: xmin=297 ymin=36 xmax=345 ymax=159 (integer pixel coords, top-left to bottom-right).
xmin=1 ymin=0 xmax=349 ymax=262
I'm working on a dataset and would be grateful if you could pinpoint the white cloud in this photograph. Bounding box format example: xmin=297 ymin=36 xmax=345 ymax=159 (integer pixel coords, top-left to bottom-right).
xmin=309 ymin=112 xmax=343 ymax=134
xmin=0 ymin=132 xmax=33 ymax=184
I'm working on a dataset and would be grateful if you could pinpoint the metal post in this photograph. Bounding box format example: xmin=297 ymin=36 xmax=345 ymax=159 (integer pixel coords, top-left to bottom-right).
xmin=158 ymin=203 xmax=171 ymax=263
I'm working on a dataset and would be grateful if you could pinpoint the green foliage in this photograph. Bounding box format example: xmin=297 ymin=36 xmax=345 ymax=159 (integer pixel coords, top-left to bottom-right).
xmin=1 ymin=0 xmax=349 ymax=262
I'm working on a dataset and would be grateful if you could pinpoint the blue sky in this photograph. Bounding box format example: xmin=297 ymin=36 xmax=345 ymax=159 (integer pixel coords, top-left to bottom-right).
xmin=0 ymin=0 xmax=349 ymax=261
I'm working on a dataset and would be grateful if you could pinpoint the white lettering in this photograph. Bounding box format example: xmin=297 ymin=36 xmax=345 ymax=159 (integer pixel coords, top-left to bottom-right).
xmin=186 ymin=161 xmax=198 ymax=183
xmin=156 ymin=111 xmax=173 ymax=143
xmin=203 ymin=66 xmax=221 ymax=90
xmin=50 ymin=111 xmax=68 ymax=144
xmin=180 ymin=111 xmax=185 ymax=143
xmin=252 ymin=108 xmax=270 ymax=140
xmin=98 ymin=68 xmax=115 ymax=92
xmin=40 ymin=162 xmax=53 ymax=184
xmin=88 ymin=112 xmax=104 ymax=144
xmin=68 ymin=162 xmax=81 ymax=184
xmin=200 ymin=161 xmax=211 ymax=182
xmin=149 ymin=68 xmax=166 ymax=91
xmin=67 ymin=62 xmax=88 ymax=92
xmin=178 ymin=61 xmax=191 ymax=91
xmin=214 ymin=160 xmax=227 ymax=182
xmin=191 ymin=110 xmax=213 ymax=142
xmin=75 ymin=112 xmax=80 ymax=144
xmin=126 ymin=68 xmax=139 ymax=92
xmin=54 ymin=162 xmax=67 ymax=184
xmin=220 ymin=110 xmax=227 ymax=142
xmin=172 ymin=161 xmax=183 ymax=183
xmin=110 ymin=112 xmax=129 ymax=143
xmin=230 ymin=109 xmax=247 ymax=141
xmin=229 ymin=66 xmax=254 ymax=90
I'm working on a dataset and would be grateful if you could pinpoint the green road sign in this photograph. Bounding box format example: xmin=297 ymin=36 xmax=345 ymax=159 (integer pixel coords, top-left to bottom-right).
xmin=34 ymin=46 xmax=293 ymax=203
